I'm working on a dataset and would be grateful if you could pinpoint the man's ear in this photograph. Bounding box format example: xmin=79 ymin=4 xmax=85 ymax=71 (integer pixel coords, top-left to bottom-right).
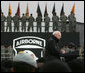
xmin=11 ymin=67 xmax=14 ymax=72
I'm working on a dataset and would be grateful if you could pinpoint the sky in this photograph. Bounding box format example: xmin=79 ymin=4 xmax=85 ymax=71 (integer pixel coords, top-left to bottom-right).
xmin=1 ymin=1 xmax=84 ymax=23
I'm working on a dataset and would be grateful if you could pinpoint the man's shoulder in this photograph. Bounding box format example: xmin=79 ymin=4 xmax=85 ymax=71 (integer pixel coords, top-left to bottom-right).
xmin=48 ymin=37 xmax=55 ymax=43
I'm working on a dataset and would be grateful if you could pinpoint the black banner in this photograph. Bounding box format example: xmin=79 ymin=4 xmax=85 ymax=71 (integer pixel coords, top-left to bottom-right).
xmin=1 ymin=32 xmax=80 ymax=58
xmin=1 ymin=32 xmax=80 ymax=47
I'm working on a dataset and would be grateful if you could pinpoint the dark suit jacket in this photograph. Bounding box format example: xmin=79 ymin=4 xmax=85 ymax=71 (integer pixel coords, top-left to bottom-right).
xmin=45 ymin=35 xmax=61 ymax=60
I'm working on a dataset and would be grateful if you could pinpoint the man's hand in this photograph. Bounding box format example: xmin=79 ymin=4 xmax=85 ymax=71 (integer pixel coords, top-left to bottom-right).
xmin=61 ymin=49 xmax=66 ymax=54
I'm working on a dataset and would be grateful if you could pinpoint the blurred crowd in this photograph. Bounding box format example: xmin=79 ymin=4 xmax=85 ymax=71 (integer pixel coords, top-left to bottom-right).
xmin=1 ymin=43 xmax=84 ymax=72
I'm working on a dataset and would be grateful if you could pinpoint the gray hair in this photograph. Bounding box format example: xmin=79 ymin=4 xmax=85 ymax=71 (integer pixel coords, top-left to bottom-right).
xmin=53 ymin=31 xmax=61 ymax=35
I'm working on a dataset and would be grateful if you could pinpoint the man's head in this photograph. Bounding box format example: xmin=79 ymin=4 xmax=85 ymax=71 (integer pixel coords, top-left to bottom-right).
xmin=36 ymin=58 xmax=45 ymax=68
xmin=8 ymin=12 xmax=11 ymax=16
xmin=13 ymin=52 xmax=37 ymax=72
xmin=23 ymin=50 xmax=38 ymax=61
xmin=1 ymin=12 xmax=3 ymax=16
xmin=39 ymin=59 xmax=71 ymax=72
xmin=30 ymin=14 xmax=32 ymax=16
xmin=15 ymin=13 xmax=17 ymax=16
xmin=53 ymin=12 xmax=56 ymax=16
xmin=46 ymin=14 xmax=48 ymax=16
xmin=22 ymin=13 xmax=24 ymax=16
xmin=53 ymin=31 xmax=61 ymax=40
